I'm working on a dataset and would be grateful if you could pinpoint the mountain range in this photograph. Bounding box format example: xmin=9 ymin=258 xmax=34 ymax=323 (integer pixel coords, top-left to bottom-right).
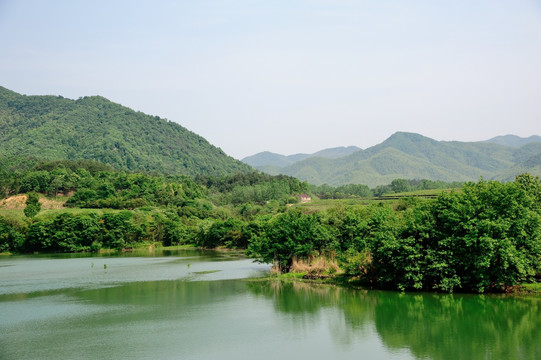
xmin=0 ymin=86 xmax=251 ymax=177
xmin=242 ymin=133 xmax=541 ymax=187
xmin=2 ymin=86 xmax=539 ymax=187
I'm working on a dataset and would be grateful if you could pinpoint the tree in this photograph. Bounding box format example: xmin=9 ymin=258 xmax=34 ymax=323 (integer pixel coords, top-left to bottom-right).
xmin=391 ymin=178 xmax=410 ymax=193
xmin=197 ymin=218 xmax=245 ymax=248
xmin=0 ymin=217 xmax=24 ymax=252
xmin=247 ymin=210 xmax=332 ymax=272
xmin=24 ymin=192 xmax=41 ymax=219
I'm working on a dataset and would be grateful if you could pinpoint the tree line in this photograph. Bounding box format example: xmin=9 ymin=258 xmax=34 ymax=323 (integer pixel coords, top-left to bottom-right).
xmin=310 ymin=178 xmax=464 ymax=199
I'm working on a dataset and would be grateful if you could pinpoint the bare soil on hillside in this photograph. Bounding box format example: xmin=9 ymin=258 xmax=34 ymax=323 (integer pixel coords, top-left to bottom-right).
xmin=0 ymin=195 xmax=65 ymax=210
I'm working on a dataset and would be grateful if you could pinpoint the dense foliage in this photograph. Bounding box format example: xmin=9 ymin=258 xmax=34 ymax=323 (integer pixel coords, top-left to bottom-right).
xmin=196 ymin=172 xmax=309 ymax=206
xmin=0 ymin=86 xmax=252 ymax=177
xmin=249 ymin=175 xmax=541 ymax=292
xmin=0 ymin=160 xmax=305 ymax=253
xmin=0 ymin=156 xmax=539 ymax=293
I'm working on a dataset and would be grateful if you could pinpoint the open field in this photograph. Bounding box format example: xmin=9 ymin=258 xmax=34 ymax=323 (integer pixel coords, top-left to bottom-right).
xmin=380 ymin=188 xmax=460 ymax=198
xmin=292 ymin=188 xmax=459 ymax=212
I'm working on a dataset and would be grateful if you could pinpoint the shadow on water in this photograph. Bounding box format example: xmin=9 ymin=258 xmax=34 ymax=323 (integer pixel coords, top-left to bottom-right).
xmin=246 ymin=280 xmax=541 ymax=360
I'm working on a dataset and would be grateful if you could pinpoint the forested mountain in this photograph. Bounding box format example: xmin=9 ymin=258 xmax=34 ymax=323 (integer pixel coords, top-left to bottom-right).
xmin=242 ymin=146 xmax=360 ymax=169
xmin=244 ymin=132 xmax=541 ymax=187
xmin=484 ymin=134 xmax=541 ymax=147
xmin=0 ymin=86 xmax=252 ymax=177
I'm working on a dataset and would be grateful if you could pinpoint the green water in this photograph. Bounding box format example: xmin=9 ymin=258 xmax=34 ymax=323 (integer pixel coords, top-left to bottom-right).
xmin=0 ymin=249 xmax=539 ymax=360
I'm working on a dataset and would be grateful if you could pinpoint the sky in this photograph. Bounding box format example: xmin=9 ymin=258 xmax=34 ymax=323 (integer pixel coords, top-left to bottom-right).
xmin=1 ymin=0 xmax=540 ymax=160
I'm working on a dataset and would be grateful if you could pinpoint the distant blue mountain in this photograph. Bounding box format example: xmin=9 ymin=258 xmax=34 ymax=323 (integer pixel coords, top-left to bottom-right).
xmin=242 ymin=146 xmax=361 ymax=168
xmin=484 ymin=134 xmax=541 ymax=148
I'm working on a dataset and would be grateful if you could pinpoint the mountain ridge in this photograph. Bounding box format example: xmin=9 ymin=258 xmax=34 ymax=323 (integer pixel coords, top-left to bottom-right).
xmin=242 ymin=146 xmax=361 ymax=168
xmin=0 ymin=86 xmax=252 ymax=177
xmin=243 ymin=131 xmax=541 ymax=187
xmin=484 ymin=134 xmax=541 ymax=148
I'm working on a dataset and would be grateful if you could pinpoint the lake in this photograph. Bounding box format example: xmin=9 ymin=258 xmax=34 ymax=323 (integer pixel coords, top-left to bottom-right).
xmin=0 ymin=249 xmax=539 ymax=359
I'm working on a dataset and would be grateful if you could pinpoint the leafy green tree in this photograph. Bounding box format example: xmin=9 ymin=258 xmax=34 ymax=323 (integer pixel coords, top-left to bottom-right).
xmin=391 ymin=178 xmax=411 ymax=193
xmin=20 ymin=171 xmax=50 ymax=193
xmin=24 ymin=192 xmax=41 ymax=219
xmin=197 ymin=218 xmax=246 ymax=248
xmin=101 ymin=211 xmax=142 ymax=248
xmin=430 ymin=178 xmax=541 ymax=292
xmin=161 ymin=218 xmax=187 ymax=246
xmin=366 ymin=205 xmax=403 ymax=288
xmin=0 ymin=217 xmax=24 ymax=252
xmin=325 ymin=206 xmax=370 ymax=252
xmin=247 ymin=210 xmax=332 ymax=271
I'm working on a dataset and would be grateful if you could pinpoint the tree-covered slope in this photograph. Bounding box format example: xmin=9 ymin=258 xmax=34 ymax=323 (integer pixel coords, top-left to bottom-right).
xmin=255 ymin=132 xmax=541 ymax=187
xmin=494 ymin=151 xmax=541 ymax=182
xmin=484 ymin=134 xmax=541 ymax=147
xmin=242 ymin=146 xmax=360 ymax=168
xmin=311 ymin=146 xmax=361 ymax=159
xmin=242 ymin=151 xmax=298 ymax=168
xmin=0 ymin=86 xmax=252 ymax=176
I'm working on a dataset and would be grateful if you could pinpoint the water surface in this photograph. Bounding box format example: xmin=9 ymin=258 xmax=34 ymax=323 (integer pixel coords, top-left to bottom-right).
xmin=1 ymin=250 xmax=539 ymax=359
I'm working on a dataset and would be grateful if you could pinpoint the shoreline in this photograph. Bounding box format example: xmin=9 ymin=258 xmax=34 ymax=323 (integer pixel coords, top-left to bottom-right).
xmin=3 ymin=246 xmax=539 ymax=296
xmin=258 ymin=271 xmax=541 ymax=296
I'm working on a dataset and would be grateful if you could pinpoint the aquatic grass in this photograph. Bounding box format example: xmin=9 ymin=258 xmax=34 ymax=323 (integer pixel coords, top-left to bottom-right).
xmin=193 ymin=270 xmax=221 ymax=274
xmin=290 ymin=256 xmax=341 ymax=277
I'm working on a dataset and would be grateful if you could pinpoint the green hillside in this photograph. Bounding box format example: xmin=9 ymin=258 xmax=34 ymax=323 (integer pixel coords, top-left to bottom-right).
xmin=495 ymin=151 xmax=541 ymax=181
xmin=242 ymin=151 xmax=298 ymax=168
xmin=242 ymin=146 xmax=360 ymax=168
xmin=310 ymin=146 xmax=361 ymax=159
xmin=485 ymin=134 xmax=541 ymax=147
xmin=0 ymin=86 xmax=252 ymax=177
xmin=249 ymin=132 xmax=541 ymax=187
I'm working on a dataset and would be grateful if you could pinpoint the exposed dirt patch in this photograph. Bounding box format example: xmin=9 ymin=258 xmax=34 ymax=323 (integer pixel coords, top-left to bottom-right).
xmin=0 ymin=195 xmax=27 ymax=209
xmin=40 ymin=197 xmax=66 ymax=209
xmin=0 ymin=194 xmax=65 ymax=210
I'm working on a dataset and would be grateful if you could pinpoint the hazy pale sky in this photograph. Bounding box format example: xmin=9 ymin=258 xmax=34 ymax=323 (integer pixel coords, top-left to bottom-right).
xmin=1 ymin=0 xmax=540 ymax=159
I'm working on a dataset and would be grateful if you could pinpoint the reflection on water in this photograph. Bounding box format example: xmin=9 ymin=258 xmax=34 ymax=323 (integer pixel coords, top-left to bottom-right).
xmin=0 ymin=251 xmax=539 ymax=360
xmin=247 ymin=281 xmax=541 ymax=360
